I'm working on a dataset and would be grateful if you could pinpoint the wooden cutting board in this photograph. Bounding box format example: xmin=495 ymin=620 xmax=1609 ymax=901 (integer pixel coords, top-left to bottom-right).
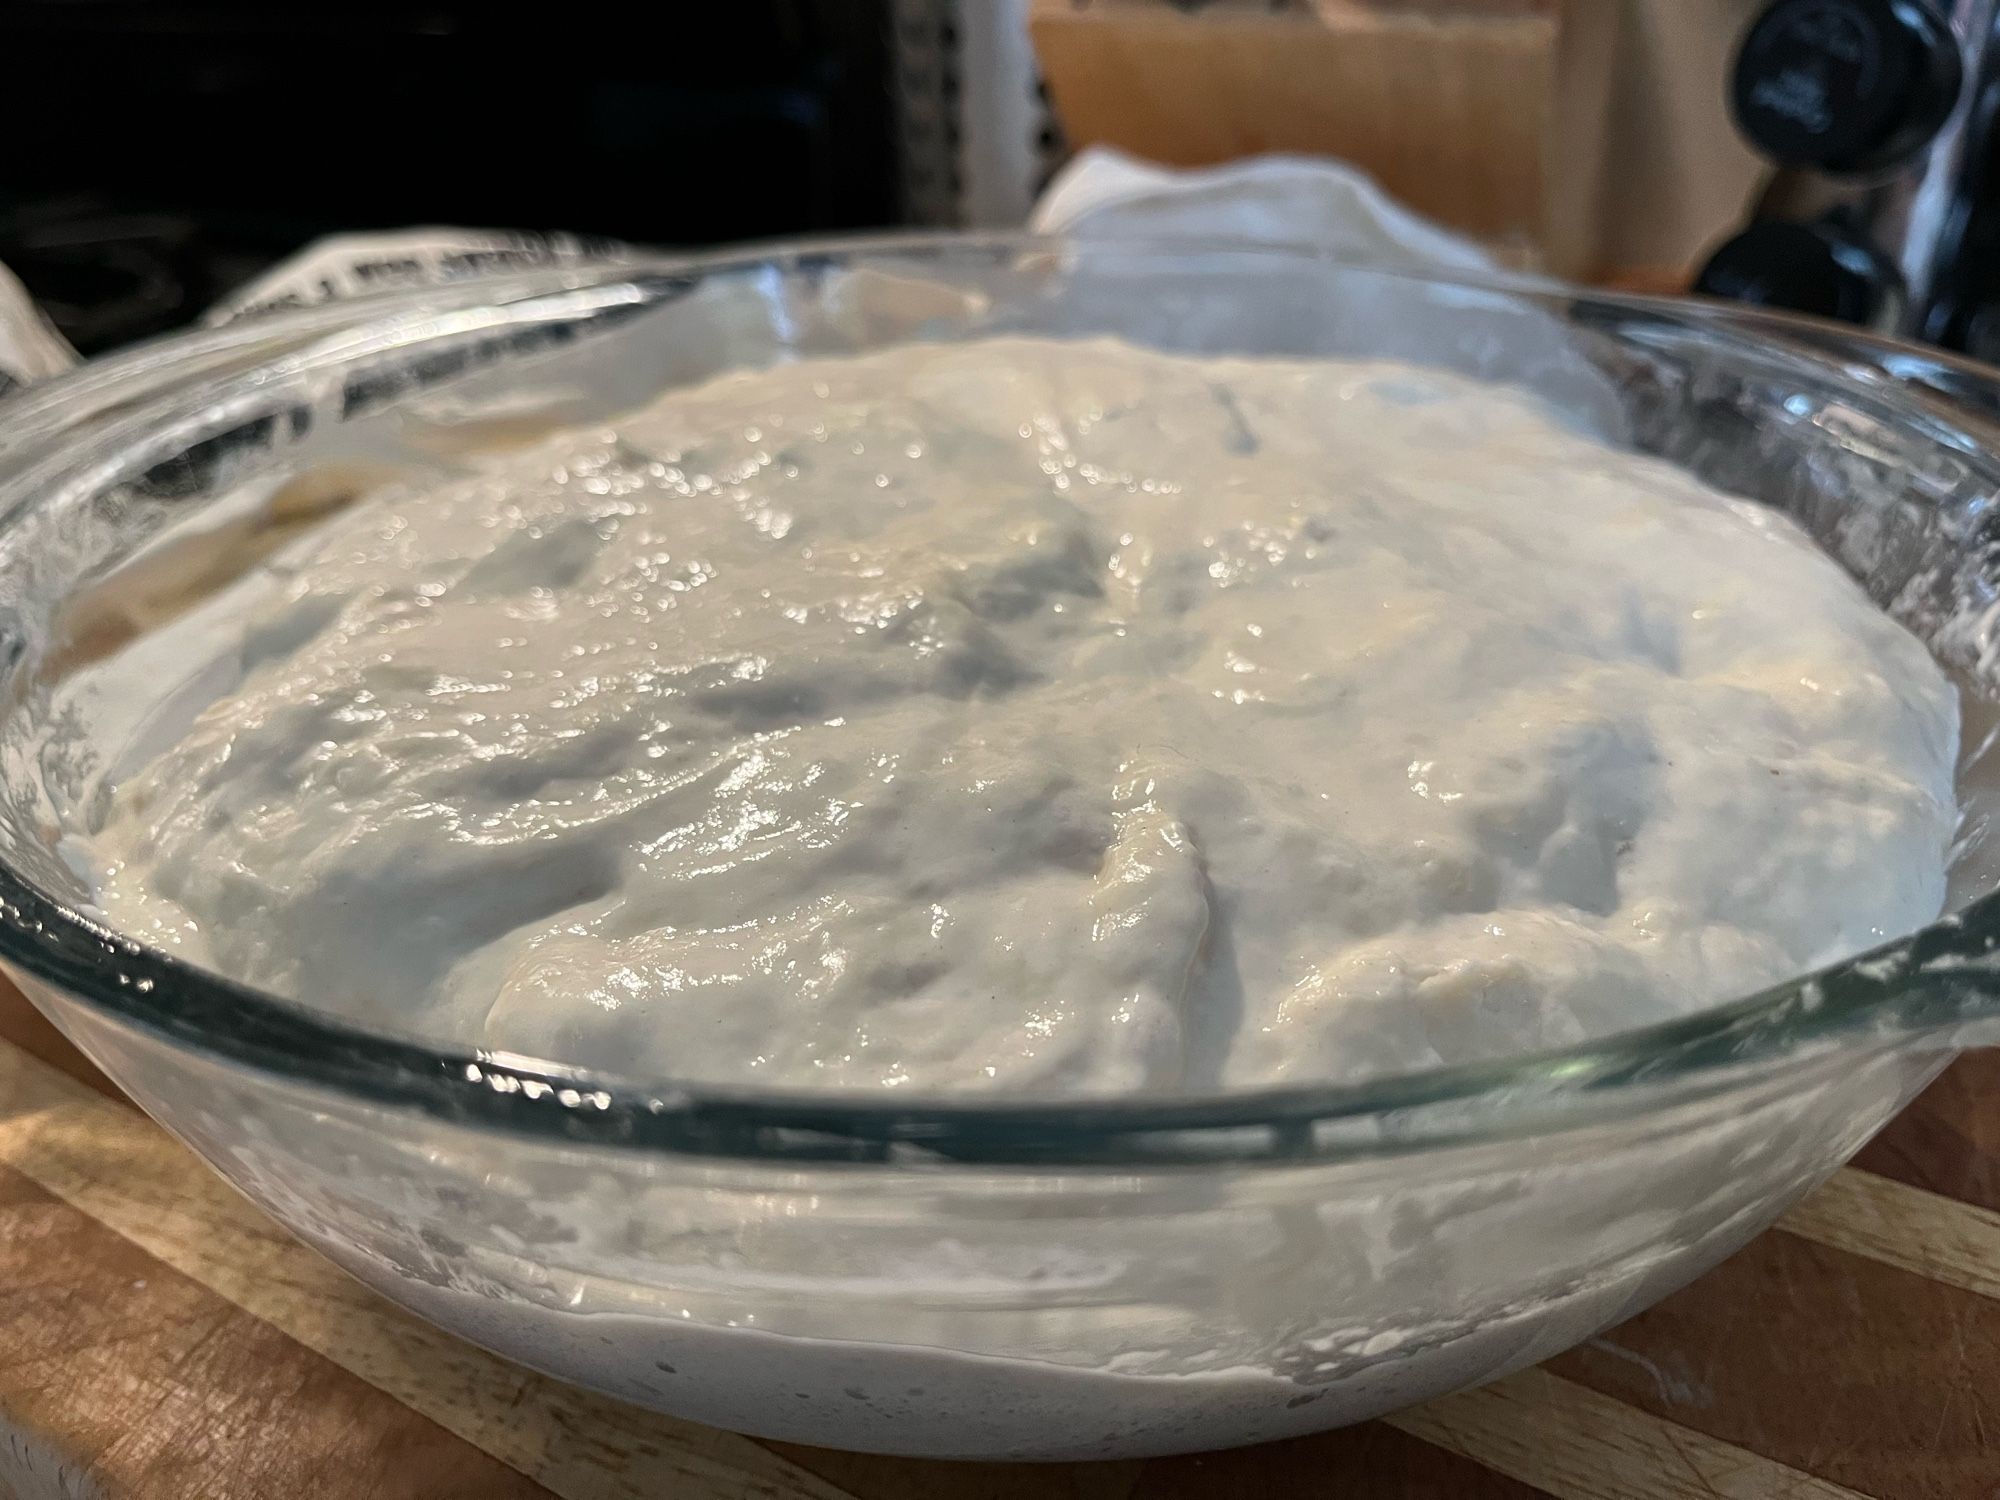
xmin=2 ymin=977 xmax=1997 ymax=1499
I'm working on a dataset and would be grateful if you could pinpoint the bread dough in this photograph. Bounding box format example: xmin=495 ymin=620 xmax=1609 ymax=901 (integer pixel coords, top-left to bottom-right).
xmin=87 ymin=337 xmax=1961 ymax=1092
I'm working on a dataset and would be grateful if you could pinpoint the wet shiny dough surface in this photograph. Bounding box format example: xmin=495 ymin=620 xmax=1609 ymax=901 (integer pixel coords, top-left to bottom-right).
xmin=88 ymin=338 xmax=1960 ymax=1092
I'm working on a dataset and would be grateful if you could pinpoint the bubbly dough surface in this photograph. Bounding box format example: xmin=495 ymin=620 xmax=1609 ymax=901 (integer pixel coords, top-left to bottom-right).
xmin=88 ymin=337 xmax=1960 ymax=1092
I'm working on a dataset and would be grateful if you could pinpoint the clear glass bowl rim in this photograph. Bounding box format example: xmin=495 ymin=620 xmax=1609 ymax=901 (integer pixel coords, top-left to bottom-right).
xmin=3 ymin=231 xmax=1998 ymax=1168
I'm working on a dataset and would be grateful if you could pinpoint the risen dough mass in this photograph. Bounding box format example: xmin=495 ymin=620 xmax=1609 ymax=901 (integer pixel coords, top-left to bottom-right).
xmin=88 ymin=338 xmax=1960 ymax=1092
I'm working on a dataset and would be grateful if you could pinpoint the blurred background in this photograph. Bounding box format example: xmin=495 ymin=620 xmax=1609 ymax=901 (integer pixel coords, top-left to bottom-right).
xmin=0 ymin=0 xmax=922 ymax=353
xmin=5 ymin=0 xmax=1997 ymax=357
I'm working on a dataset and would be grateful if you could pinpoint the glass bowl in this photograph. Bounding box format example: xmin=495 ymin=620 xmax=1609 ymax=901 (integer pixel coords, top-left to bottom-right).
xmin=3 ymin=237 xmax=2000 ymax=1461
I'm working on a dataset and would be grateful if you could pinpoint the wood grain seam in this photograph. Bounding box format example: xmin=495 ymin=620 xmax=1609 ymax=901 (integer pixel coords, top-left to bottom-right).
xmin=1778 ymin=1164 xmax=2000 ymax=1304
xmin=1389 ymin=1369 xmax=1875 ymax=1500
